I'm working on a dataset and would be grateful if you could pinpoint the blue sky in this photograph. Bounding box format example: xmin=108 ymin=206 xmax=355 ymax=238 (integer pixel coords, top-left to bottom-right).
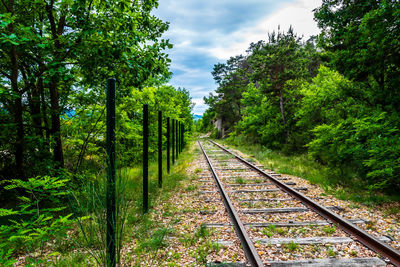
xmin=153 ymin=0 xmax=322 ymax=115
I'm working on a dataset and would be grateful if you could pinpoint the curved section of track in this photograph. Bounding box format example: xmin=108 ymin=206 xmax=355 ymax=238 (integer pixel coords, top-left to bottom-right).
xmin=199 ymin=139 xmax=400 ymax=266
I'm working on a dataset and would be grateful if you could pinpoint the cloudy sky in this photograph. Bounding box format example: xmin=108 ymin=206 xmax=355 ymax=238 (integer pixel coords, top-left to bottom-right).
xmin=153 ymin=0 xmax=322 ymax=115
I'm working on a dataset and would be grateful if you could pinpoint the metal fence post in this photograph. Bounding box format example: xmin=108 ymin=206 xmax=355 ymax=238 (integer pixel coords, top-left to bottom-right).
xmin=175 ymin=121 xmax=178 ymax=160
xmin=172 ymin=119 xmax=175 ymax=164
xmin=182 ymin=124 xmax=185 ymax=148
xmin=158 ymin=111 xmax=162 ymax=188
xmin=178 ymin=122 xmax=181 ymax=153
xmin=106 ymin=78 xmax=116 ymax=267
xmin=166 ymin=117 xmax=170 ymax=173
xmin=180 ymin=124 xmax=182 ymax=151
xmin=177 ymin=122 xmax=179 ymax=155
xmin=143 ymin=104 xmax=149 ymax=213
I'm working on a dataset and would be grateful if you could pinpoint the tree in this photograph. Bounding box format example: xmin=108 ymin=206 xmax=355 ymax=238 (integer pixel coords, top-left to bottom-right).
xmin=210 ymin=55 xmax=251 ymax=134
xmin=314 ymin=0 xmax=400 ymax=110
xmin=297 ymin=66 xmax=400 ymax=191
xmin=63 ymin=85 xmax=194 ymax=170
xmin=247 ymin=27 xmax=318 ymax=140
xmin=0 ymin=0 xmax=172 ymax=178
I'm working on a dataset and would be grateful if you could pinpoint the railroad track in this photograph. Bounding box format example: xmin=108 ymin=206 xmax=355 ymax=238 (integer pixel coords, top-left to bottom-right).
xmin=198 ymin=140 xmax=400 ymax=266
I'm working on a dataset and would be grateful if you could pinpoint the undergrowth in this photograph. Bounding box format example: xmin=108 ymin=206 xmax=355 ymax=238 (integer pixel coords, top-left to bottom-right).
xmin=1 ymin=140 xmax=195 ymax=266
xmin=218 ymin=136 xmax=400 ymax=208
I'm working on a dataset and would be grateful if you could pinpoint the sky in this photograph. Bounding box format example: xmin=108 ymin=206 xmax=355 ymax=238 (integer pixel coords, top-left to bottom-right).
xmin=153 ymin=0 xmax=322 ymax=115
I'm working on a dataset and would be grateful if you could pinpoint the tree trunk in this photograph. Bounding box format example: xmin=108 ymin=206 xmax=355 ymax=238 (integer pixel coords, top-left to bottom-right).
xmin=9 ymin=0 xmax=24 ymax=177
xmin=29 ymin=78 xmax=43 ymax=137
xmin=49 ymin=79 xmax=64 ymax=168
xmin=40 ymin=80 xmax=51 ymax=145
xmin=46 ymin=2 xmax=65 ymax=168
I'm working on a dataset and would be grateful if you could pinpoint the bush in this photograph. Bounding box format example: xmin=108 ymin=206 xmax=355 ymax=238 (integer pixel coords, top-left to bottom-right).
xmin=0 ymin=175 xmax=74 ymax=263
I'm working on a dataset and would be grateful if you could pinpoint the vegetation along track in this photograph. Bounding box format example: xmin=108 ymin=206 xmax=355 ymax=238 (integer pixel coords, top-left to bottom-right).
xmin=198 ymin=140 xmax=400 ymax=266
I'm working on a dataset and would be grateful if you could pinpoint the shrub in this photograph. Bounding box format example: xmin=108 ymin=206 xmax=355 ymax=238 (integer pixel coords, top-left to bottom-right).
xmin=0 ymin=175 xmax=74 ymax=262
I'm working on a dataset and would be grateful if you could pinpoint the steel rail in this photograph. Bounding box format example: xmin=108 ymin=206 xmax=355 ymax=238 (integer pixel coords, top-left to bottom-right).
xmin=210 ymin=140 xmax=400 ymax=266
xmin=198 ymin=141 xmax=264 ymax=267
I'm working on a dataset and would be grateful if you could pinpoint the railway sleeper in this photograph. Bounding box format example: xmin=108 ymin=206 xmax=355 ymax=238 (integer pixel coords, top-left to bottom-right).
xmin=254 ymin=235 xmax=392 ymax=245
xmin=199 ymin=182 xmax=296 ymax=188
xmin=204 ymin=219 xmax=366 ymax=228
xmin=238 ymin=197 xmax=324 ymax=202
xmin=221 ymin=175 xmax=289 ymax=180
xmin=224 ymin=182 xmax=296 ymax=187
xmin=199 ymin=188 xmax=308 ymax=194
xmin=207 ymin=257 xmax=387 ymax=267
xmin=241 ymin=206 xmax=343 ymax=214
xmin=228 ymin=187 xmax=308 ymax=193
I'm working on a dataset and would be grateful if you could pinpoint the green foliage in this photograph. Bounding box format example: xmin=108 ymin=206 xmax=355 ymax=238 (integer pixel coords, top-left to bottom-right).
xmin=284 ymin=241 xmax=300 ymax=252
xmin=314 ymin=0 xmax=400 ymax=110
xmin=137 ymin=227 xmax=174 ymax=252
xmin=0 ymin=176 xmax=74 ymax=262
xmin=204 ymin=16 xmax=400 ymax=194
xmin=0 ymin=0 xmax=174 ymax=177
xmin=297 ymin=66 xmax=400 ymax=191
xmin=261 ymin=224 xmax=276 ymax=238
xmin=206 ymin=28 xmax=321 ymax=149
xmin=322 ymin=225 xmax=336 ymax=235
xmin=63 ymin=85 xmax=194 ymax=170
xmin=0 ymin=0 xmax=194 ymax=265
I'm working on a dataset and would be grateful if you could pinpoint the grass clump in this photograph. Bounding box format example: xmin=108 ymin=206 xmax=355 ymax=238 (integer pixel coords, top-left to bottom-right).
xmin=284 ymin=241 xmax=299 ymax=252
xmin=322 ymin=225 xmax=336 ymax=235
xmin=261 ymin=224 xmax=276 ymax=238
xmin=235 ymin=177 xmax=245 ymax=184
xmin=194 ymin=168 xmax=202 ymax=174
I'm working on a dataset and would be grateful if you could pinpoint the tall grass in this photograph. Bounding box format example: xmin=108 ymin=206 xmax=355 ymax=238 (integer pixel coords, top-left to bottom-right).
xmin=64 ymin=142 xmax=195 ymax=266
xmin=219 ymin=135 xmax=400 ymax=205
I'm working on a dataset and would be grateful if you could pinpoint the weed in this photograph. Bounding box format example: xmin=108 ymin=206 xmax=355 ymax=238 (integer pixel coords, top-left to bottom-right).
xmin=137 ymin=227 xmax=174 ymax=252
xmin=311 ymin=244 xmax=321 ymax=254
xmin=184 ymin=185 xmax=198 ymax=192
xmin=347 ymin=203 xmax=360 ymax=209
xmin=284 ymin=241 xmax=299 ymax=252
xmin=262 ymin=229 xmax=273 ymax=238
xmin=180 ymin=224 xmax=210 ymax=247
xmin=194 ymin=168 xmax=202 ymax=174
xmin=322 ymin=225 xmax=336 ymax=235
xmin=385 ymin=206 xmax=400 ymax=216
xmin=327 ymin=248 xmax=337 ymax=257
xmin=235 ymin=177 xmax=245 ymax=184
xmin=276 ymin=227 xmax=288 ymax=235
xmin=232 ymin=252 xmax=239 ymax=262
xmin=193 ymin=241 xmax=221 ymax=265
xmin=297 ymin=227 xmax=308 ymax=235
xmin=195 ymin=224 xmax=210 ymax=239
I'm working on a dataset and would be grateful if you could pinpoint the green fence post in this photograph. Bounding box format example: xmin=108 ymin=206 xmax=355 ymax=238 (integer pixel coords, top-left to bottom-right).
xmin=158 ymin=111 xmax=162 ymax=188
xmin=143 ymin=104 xmax=149 ymax=213
xmin=106 ymin=78 xmax=116 ymax=267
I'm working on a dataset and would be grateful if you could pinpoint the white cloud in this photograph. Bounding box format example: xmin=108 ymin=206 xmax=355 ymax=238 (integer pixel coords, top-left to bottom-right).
xmin=209 ymin=0 xmax=321 ymax=60
xmin=192 ymin=98 xmax=207 ymax=115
